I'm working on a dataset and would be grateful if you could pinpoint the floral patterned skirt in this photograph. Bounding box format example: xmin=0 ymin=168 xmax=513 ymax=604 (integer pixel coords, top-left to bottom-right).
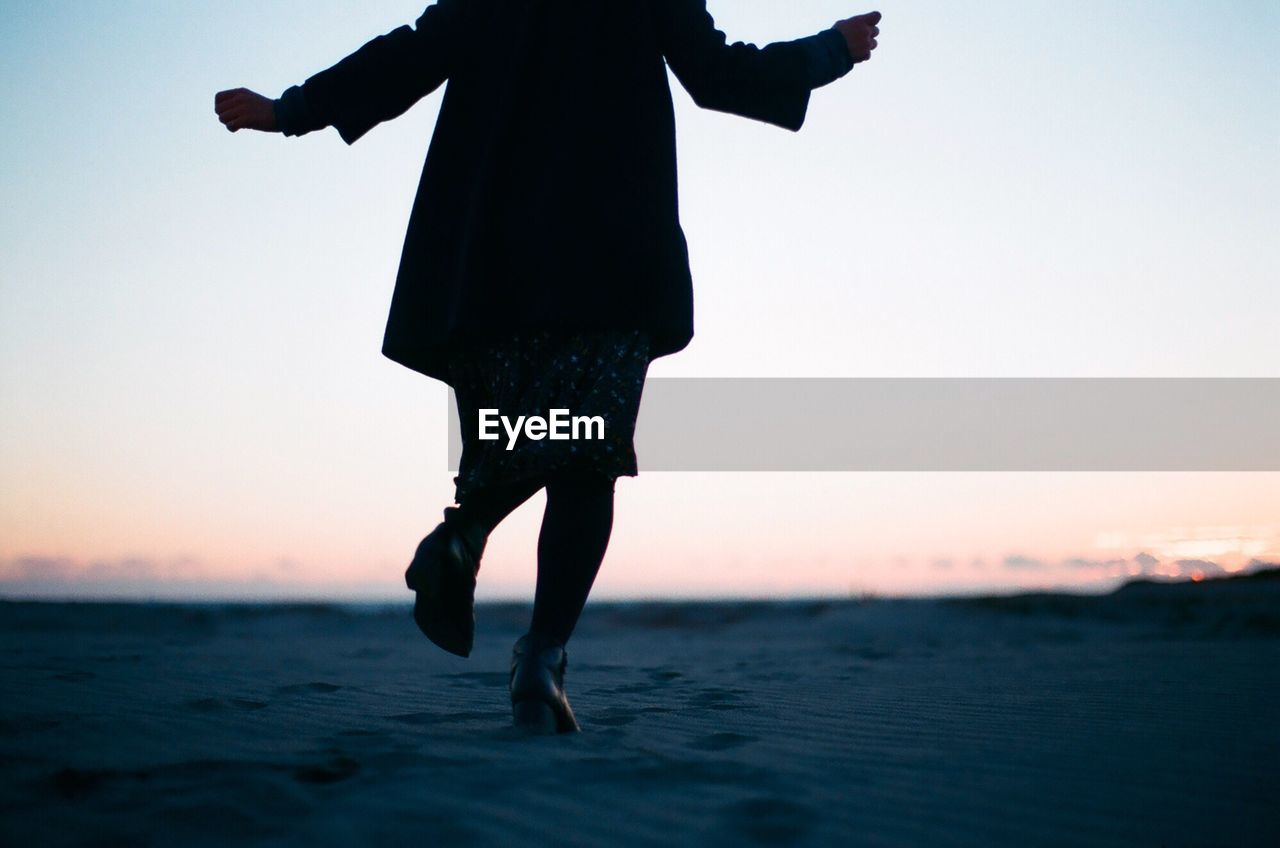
xmin=445 ymin=329 xmax=652 ymax=503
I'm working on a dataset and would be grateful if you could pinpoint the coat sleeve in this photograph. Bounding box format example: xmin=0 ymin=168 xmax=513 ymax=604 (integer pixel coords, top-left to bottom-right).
xmin=656 ymin=1 xmax=841 ymax=131
xmin=283 ymin=0 xmax=469 ymax=145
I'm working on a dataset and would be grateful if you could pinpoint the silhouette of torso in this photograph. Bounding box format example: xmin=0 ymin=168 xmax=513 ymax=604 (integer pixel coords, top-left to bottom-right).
xmin=282 ymin=1 xmax=850 ymax=380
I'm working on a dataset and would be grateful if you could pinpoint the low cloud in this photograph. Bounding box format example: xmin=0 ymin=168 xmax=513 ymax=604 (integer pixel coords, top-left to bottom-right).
xmin=1062 ymin=557 xmax=1129 ymax=570
xmin=1134 ymin=551 xmax=1160 ymax=569
xmin=997 ymin=551 xmax=1250 ymax=581
xmin=0 ymin=554 xmax=405 ymax=601
xmin=1 ymin=555 xmax=206 ymax=583
xmin=1173 ymin=559 xmax=1227 ymax=578
xmin=0 ymin=554 xmax=254 ymax=600
xmin=2 ymin=555 xmax=78 ymax=581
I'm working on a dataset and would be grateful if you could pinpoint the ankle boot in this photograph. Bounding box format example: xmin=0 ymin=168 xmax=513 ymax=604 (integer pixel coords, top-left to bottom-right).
xmin=404 ymin=506 xmax=487 ymax=657
xmin=509 ymin=631 xmax=580 ymax=734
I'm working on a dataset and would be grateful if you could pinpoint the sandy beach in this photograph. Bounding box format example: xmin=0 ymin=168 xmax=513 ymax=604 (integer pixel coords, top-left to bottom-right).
xmin=2 ymin=572 xmax=1276 ymax=846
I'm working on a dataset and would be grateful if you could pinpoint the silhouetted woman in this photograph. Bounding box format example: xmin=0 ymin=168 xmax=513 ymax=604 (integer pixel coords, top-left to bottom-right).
xmin=216 ymin=1 xmax=880 ymax=734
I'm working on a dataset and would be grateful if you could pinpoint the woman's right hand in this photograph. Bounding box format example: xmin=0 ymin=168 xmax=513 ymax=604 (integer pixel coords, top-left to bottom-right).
xmin=835 ymin=11 xmax=881 ymax=63
xmin=214 ymin=88 xmax=278 ymax=133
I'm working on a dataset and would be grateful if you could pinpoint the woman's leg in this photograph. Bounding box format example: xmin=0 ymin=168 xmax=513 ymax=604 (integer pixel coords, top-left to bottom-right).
xmin=529 ymin=468 xmax=616 ymax=646
xmin=454 ymin=477 xmax=545 ymax=536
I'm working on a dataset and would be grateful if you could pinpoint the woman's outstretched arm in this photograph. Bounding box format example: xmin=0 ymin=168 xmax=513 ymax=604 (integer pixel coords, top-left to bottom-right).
xmin=214 ymin=0 xmax=469 ymax=144
xmin=657 ymin=2 xmax=881 ymax=131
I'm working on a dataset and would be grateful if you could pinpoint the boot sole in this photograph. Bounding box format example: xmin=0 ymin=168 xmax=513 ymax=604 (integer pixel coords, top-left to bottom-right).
xmin=412 ymin=591 xmax=472 ymax=658
xmin=407 ymin=547 xmax=475 ymax=658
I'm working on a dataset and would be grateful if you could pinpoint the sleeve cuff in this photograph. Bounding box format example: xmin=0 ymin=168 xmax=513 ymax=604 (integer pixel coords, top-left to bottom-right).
xmin=820 ymin=27 xmax=856 ymax=75
xmin=273 ymin=85 xmax=319 ymax=137
xmin=798 ymin=28 xmax=856 ymax=90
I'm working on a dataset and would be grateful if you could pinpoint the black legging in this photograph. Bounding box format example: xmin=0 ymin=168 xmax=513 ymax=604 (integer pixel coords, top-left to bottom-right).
xmin=455 ymin=469 xmax=615 ymax=647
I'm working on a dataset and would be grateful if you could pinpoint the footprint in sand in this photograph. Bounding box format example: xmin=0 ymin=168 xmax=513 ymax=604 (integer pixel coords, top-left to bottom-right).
xmin=831 ymin=643 xmax=897 ymax=661
xmin=644 ymin=667 xmax=684 ymax=684
xmin=274 ymin=681 xmax=342 ymax=696
xmin=445 ymin=671 xmax=508 ymax=687
xmin=292 ymin=755 xmax=360 ymax=785
xmin=604 ymin=668 xmax=689 ymax=695
xmin=687 ymin=731 xmax=758 ymax=751
xmin=385 ymin=710 xmax=499 ymax=726
xmin=184 ymin=697 xmax=269 ymax=713
xmin=591 ymin=703 xmax=676 ymax=727
xmin=686 ymin=687 xmax=748 ymax=710
xmin=593 ymin=712 xmax=639 ymax=727
xmin=612 ymin=681 xmax=661 ymax=694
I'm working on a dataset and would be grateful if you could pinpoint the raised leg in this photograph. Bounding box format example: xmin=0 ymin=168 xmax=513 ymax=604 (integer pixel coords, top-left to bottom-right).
xmin=455 ymin=476 xmax=546 ymax=536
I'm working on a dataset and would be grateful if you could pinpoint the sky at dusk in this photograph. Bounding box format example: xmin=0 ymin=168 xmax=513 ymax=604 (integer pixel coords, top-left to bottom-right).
xmin=2 ymin=1 xmax=1277 ymax=600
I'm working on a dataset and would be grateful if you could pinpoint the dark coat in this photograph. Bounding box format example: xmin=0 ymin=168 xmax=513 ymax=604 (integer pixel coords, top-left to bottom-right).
xmin=286 ymin=1 xmax=839 ymax=381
